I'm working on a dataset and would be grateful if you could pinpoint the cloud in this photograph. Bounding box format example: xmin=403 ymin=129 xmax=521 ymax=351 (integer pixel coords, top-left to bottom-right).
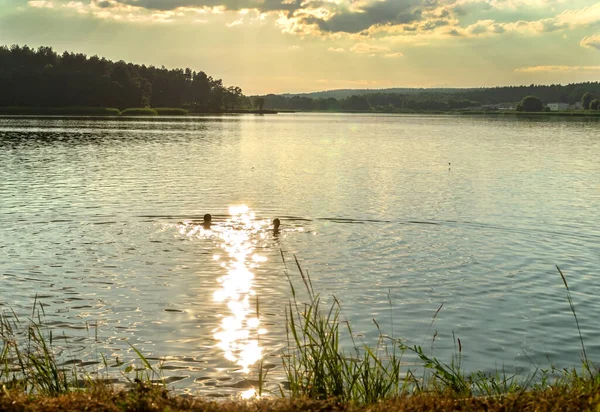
xmin=21 ymin=0 xmax=600 ymax=47
xmin=556 ymin=2 xmax=600 ymax=26
xmin=96 ymin=0 xmax=430 ymax=35
xmin=227 ymin=17 xmax=243 ymax=26
xmin=63 ymin=1 xmax=86 ymax=12
xmin=443 ymin=1 xmax=600 ymax=39
xmin=384 ymin=52 xmax=404 ymax=58
xmin=349 ymin=42 xmax=390 ymax=54
xmin=419 ymin=19 xmax=450 ymax=31
xmin=327 ymin=47 xmax=345 ymax=52
xmin=515 ymin=65 xmax=600 ymax=73
xmin=28 ymin=0 xmax=54 ymax=8
xmin=580 ymin=34 xmax=600 ymax=50
xmin=113 ymin=0 xmax=304 ymax=13
xmin=300 ymin=0 xmax=424 ymax=34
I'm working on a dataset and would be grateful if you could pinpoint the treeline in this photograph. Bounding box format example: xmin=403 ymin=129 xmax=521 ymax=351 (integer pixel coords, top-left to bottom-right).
xmin=259 ymin=93 xmax=481 ymax=112
xmin=259 ymin=82 xmax=600 ymax=112
xmin=456 ymin=83 xmax=600 ymax=105
xmin=0 ymin=45 xmax=250 ymax=111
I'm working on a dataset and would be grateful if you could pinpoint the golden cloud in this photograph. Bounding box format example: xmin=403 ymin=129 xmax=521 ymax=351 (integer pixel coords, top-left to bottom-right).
xmin=580 ymin=34 xmax=600 ymax=50
xmin=350 ymin=42 xmax=390 ymax=54
xmin=28 ymin=0 xmax=54 ymax=8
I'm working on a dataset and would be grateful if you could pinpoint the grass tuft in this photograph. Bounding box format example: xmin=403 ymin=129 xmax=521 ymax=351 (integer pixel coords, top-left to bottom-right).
xmin=282 ymin=255 xmax=598 ymax=403
xmin=282 ymin=254 xmax=406 ymax=403
xmin=556 ymin=265 xmax=594 ymax=376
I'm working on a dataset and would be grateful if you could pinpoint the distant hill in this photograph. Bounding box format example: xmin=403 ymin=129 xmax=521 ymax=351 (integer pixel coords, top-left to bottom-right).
xmin=281 ymin=88 xmax=482 ymax=99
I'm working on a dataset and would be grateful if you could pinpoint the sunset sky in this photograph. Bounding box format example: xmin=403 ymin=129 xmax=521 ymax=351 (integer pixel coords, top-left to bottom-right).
xmin=0 ymin=0 xmax=599 ymax=94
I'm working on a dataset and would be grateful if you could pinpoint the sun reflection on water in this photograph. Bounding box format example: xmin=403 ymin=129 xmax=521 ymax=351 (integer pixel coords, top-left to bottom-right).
xmin=182 ymin=205 xmax=272 ymax=374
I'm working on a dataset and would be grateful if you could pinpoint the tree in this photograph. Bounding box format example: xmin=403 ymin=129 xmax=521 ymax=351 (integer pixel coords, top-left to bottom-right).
xmin=340 ymin=95 xmax=371 ymax=111
xmin=0 ymin=44 xmax=244 ymax=111
xmin=589 ymin=99 xmax=600 ymax=111
xmin=223 ymin=86 xmax=242 ymax=111
xmin=582 ymin=92 xmax=595 ymax=109
xmin=582 ymin=92 xmax=594 ymax=110
xmin=516 ymin=95 xmax=544 ymax=112
xmin=254 ymin=97 xmax=265 ymax=111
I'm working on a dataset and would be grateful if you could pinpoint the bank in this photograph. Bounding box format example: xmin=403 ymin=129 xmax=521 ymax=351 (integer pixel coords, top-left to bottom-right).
xmin=0 ymin=106 xmax=278 ymax=116
xmin=0 ymin=380 xmax=599 ymax=411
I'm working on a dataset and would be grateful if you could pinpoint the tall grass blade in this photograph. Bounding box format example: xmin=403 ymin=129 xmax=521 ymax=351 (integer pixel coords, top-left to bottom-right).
xmin=556 ymin=265 xmax=591 ymax=375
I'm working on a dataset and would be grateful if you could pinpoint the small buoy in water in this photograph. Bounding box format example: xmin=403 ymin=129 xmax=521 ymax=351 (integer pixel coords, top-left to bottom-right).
xmin=273 ymin=218 xmax=280 ymax=235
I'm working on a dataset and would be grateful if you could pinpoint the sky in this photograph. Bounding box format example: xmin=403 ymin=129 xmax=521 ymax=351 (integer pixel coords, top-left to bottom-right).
xmin=0 ymin=0 xmax=599 ymax=94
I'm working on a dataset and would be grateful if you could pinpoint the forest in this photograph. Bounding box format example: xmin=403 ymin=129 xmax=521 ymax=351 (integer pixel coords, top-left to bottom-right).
xmin=1 ymin=44 xmax=599 ymax=114
xmin=258 ymin=82 xmax=600 ymax=112
xmin=0 ymin=45 xmax=248 ymax=111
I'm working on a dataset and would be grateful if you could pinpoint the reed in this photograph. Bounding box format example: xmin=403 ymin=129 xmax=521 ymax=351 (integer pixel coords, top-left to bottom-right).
xmin=282 ymin=256 xmax=598 ymax=403
xmin=0 ymin=298 xmax=74 ymax=395
xmin=0 ymin=298 xmax=164 ymax=396
xmin=281 ymin=253 xmax=406 ymax=403
xmin=556 ymin=265 xmax=595 ymax=376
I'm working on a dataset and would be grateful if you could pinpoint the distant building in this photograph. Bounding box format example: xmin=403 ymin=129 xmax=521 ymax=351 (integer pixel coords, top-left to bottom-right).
xmin=572 ymin=102 xmax=583 ymax=110
xmin=547 ymin=102 xmax=569 ymax=111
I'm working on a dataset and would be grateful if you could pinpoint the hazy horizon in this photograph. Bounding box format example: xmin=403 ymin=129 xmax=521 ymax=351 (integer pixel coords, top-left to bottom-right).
xmin=1 ymin=0 xmax=599 ymax=95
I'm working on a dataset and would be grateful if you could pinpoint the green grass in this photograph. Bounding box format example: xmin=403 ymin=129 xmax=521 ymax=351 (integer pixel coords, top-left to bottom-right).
xmin=0 ymin=298 xmax=163 ymax=396
xmin=0 ymin=298 xmax=75 ymax=395
xmin=120 ymin=108 xmax=158 ymax=116
xmin=0 ymin=106 xmax=120 ymax=115
xmin=282 ymin=253 xmax=405 ymax=403
xmin=281 ymin=256 xmax=599 ymax=403
xmin=0 ymin=260 xmax=598 ymax=409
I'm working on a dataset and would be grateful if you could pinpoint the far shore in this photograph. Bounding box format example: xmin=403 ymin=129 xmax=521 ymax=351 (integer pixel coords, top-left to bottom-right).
xmin=2 ymin=106 xmax=600 ymax=118
xmin=0 ymin=107 xmax=279 ymax=116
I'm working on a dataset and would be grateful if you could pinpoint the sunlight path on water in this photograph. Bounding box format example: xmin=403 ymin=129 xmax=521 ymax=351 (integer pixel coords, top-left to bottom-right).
xmin=178 ymin=206 xmax=270 ymax=390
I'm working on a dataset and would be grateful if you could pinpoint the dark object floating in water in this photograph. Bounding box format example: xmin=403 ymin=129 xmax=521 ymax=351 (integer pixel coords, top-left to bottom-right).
xmin=202 ymin=213 xmax=211 ymax=229
xmin=273 ymin=218 xmax=280 ymax=235
xmin=164 ymin=308 xmax=185 ymax=313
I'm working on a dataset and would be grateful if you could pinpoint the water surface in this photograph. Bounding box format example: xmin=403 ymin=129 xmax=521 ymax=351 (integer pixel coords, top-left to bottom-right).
xmin=1 ymin=114 xmax=599 ymax=396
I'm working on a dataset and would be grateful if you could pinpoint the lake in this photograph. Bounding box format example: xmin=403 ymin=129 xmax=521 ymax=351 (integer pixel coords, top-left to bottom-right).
xmin=0 ymin=113 xmax=599 ymax=397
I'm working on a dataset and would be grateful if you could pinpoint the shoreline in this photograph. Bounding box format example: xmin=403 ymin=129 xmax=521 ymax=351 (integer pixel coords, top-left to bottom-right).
xmin=1 ymin=384 xmax=599 ymax=411
xmin=2 ymin=107 xmax=600 ymax=118
xmin=0 ymin=107 xmax=279 ymax=116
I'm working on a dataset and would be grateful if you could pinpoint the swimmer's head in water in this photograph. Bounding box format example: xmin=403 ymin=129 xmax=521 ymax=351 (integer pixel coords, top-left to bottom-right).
xmin=273 ymin=218 xmax=280 ymax=230
xmin=203 ymin=214 xmax=212 ymax=223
